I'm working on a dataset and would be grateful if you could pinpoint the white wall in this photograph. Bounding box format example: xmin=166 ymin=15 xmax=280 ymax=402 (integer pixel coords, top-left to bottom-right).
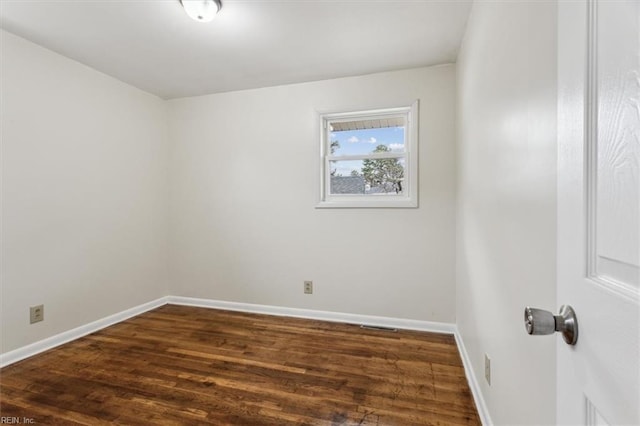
xmin=0 ymin=30 xmax=170 ymax=353
xmin=168 ymin=66 xmax=457 ymax=322
xmin=456 ymin=1 xmax=557 ymax=425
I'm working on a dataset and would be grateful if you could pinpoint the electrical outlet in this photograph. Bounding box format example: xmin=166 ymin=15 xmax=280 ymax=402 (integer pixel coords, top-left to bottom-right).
xmin=30 ymin=304 xmax=44 ymax=324
xmin=304 ymin=281 xmax=313 ymax=294
xmin=484 ymin=354 xmax=491 ymax=385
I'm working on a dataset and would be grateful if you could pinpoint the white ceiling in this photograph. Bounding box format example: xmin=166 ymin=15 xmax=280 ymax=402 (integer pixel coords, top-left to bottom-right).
xmin=0 ymin=0 xmax=472 ymax=100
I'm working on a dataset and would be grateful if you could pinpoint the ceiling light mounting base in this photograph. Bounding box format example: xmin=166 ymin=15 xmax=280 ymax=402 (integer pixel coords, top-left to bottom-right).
xmin=179 ymin=0 xmax=222 ymax=23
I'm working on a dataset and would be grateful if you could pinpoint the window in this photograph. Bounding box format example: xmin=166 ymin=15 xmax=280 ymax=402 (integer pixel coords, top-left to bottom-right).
xmin=318 ymin=101 xmax=419 ymax=208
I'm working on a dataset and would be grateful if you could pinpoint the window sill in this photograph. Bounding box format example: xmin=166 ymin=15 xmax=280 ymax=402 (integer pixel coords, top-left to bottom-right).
xmin=316 ymin=198 xmax=418 ymax=209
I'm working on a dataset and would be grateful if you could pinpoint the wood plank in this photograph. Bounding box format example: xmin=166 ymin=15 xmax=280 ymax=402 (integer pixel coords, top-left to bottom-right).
xmin=0 ymin=305 xmax=480 ymax=425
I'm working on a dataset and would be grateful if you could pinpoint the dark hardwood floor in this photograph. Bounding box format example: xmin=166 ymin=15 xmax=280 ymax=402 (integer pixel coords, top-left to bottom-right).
xmin=0 ymin=305 xmax=480 ymax=425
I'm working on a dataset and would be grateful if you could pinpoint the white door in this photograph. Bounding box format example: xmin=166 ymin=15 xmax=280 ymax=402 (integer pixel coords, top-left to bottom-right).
xmin=557 ymin=0 xmax=639 ymax=425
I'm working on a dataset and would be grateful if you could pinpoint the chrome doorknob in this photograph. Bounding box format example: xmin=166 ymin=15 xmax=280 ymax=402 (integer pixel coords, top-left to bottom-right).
xmin=524 ymin=305 xmax=578 ymax=345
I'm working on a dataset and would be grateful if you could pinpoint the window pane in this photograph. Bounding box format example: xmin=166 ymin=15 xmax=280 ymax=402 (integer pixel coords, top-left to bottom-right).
xmin=319 ymin=102 xmax=418 ymax=208
xmin=329 ymin=118 xmax=405 ymax=156
xmin=330 ymin=158 xmax=406 ymax=195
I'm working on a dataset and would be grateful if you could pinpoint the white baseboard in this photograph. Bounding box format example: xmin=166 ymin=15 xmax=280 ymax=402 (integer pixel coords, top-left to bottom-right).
xmin=454 ymin=328 xmax=493 ymax=426
xmin=167 ymin=296 xmax=457 ymax=334
xmin=0 ymin=296 xmax=169 ymax=368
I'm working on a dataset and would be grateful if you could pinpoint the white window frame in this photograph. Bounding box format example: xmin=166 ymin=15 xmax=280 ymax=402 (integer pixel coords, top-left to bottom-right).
xmin=317 ymin=100 xmax=419 ymax=208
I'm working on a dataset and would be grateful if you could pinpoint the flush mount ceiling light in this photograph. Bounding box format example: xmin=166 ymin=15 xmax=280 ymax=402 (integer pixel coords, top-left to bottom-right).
xmin=180 ymin=0 xmax=222 ymax=23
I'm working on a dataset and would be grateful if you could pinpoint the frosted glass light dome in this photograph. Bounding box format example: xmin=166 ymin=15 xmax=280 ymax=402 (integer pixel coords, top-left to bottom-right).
xmin=180 ymin=0 xmax=221 ymax=23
